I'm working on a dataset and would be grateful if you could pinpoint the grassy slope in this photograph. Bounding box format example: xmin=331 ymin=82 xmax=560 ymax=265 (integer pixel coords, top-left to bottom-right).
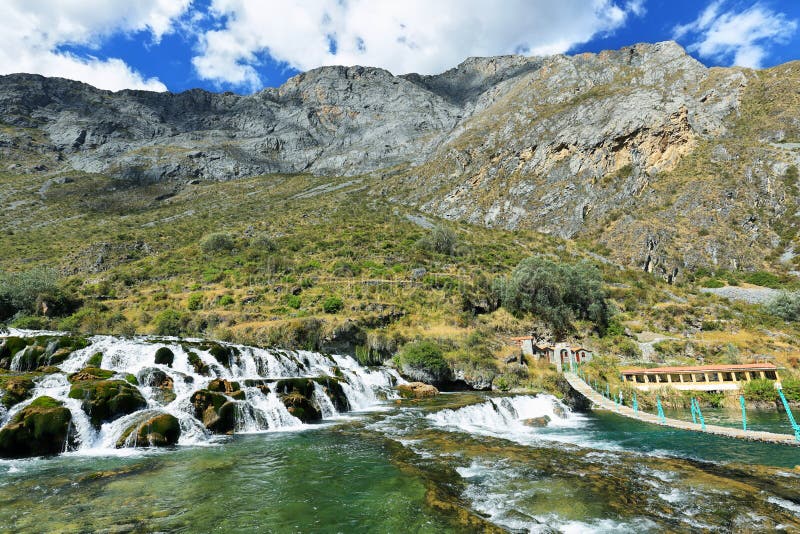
xmin=2 ymin=167 xmax=799 ymax=390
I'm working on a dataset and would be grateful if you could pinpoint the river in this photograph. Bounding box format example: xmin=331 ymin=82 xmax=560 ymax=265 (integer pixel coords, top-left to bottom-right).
xmin=1 ymin=334 xmax=799 ymax=532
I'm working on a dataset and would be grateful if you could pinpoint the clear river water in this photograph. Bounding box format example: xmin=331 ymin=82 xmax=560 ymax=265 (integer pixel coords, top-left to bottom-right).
xmin=1 ymin=334 xmax=799 ymax=532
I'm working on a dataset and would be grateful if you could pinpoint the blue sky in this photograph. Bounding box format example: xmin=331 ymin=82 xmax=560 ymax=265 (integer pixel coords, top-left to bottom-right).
xmin=1 ymin=1 xmax=798 ymax=93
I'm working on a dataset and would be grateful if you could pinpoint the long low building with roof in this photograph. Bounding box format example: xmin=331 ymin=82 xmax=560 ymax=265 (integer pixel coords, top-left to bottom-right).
xmin=620 ymin=363 xmax=781 ymax=392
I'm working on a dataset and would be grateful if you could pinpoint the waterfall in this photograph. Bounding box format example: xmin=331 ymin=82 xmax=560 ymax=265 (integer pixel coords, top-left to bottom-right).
xmin=1 ymin=333 xmax=404 ymax=454
xmin=427 ymin=395 xmax=581 ymax=443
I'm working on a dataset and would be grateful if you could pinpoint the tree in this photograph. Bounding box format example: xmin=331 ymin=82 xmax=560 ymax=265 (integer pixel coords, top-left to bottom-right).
xmin=497 ymin=256 xmax=610 ymax=335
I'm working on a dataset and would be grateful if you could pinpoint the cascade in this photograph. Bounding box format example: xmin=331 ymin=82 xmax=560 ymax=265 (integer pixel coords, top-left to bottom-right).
xmin=0 ymin=333 xmax=404 ymax=455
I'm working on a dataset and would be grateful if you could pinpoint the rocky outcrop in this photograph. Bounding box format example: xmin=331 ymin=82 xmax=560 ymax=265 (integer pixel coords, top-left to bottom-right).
xmin=273 ymin=377 xmax=349 ymax=422
xmin=0 ymin=396 xmax=74 ymax=458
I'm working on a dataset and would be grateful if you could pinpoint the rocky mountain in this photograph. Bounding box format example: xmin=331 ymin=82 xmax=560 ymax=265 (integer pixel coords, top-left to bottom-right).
xmin=2 ymin=41 xmax=799 ymax=278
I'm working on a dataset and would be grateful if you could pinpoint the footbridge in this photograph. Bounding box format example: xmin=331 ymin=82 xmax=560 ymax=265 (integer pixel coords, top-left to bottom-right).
xmin=563 ymin=372 xmax=800 ymax=446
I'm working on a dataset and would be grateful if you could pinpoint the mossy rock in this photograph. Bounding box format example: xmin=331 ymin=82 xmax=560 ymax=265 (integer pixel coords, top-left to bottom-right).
xmin=36 ymin=366 xmax=62 ymax=374
xmin=0 ymin=375 xmax=36 ymax=408
xmin=68 ymin=380 xmax=147 ymax=427
xmin=0 ymin=337 xmax=31 ymax=364
xmin=116 ymin=412 xmax=181 ymax=448
xmin=86 ymin=352 xmax=103 ymax=368
xmin=312 ymin=377 xmax=350 ymax=412
xmin=68 ymin=367 xmax=115 ymax=382
xmin=186 ymin=351 xmax=210 ymax=376
xmin=47 ymin=348 xmax=73 ymax=366
xmin=243 ymin=379 xmax=271 ymax=395
xmin=190 ymin=389 xmax=237 ymax=433
xmin=154 ymin=347 xmax=174 ymax=367
xmin=273 ymin=378 xmax=328 ymax=422
xmin=12 ymin=345 xmax=46 ymax=372
xmin=0 ymin=396 xmax=74 ymax=458
xmin=200 ymin=343 xmax=240 ymax=369
xmin=136 ymin=368 xmax=174 ymax=404
xmin=207 ymin=378 xmax=240 ymax=393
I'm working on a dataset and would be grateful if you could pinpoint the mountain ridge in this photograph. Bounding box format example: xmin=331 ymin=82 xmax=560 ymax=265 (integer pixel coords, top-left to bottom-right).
xmin=2 ymin=40 xmax=800 ymax=279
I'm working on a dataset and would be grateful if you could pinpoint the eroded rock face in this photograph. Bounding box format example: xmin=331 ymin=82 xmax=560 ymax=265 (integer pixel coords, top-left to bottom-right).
xmin=0 ymin=396 xmax=74 ymax=458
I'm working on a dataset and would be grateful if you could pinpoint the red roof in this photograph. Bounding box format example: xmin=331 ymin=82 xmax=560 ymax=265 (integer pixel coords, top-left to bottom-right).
xmin=621 ymin=363 xmax=777 ymax=375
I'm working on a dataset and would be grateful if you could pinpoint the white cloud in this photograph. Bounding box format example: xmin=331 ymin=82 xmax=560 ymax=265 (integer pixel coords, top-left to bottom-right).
xmin=673 ymin=1 xmax=797 ymax=69
xmin=192 ymin=0 xmax=643 ymax=90
xmin=0 ymin=0 xmax=192 ymax=91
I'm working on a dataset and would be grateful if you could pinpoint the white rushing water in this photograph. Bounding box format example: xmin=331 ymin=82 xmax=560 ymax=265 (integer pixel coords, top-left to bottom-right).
xmin=1 ymin=333 xmax=403 ymax=455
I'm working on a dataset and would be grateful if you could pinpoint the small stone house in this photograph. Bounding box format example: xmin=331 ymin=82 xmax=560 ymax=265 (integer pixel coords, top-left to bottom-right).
xmin=510 ymin=336 xmax=593 ymax=368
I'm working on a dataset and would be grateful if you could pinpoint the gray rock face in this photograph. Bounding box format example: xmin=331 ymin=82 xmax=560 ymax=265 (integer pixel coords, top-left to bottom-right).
xmin=2 ymin=40 xmax=790 ymax=273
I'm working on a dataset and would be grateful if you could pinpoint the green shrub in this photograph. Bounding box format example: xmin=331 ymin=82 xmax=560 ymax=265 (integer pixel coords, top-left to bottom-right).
xmin=744 ymin=271 xmax=781 ymax=289
xmin=0 ymin=268 xmax=75 ymax=321
xmin=187 ymin=293 xmax=204 ymax=311
xmin=781 ymin=376 xmax=800 ymax=402
xmin=9 ymin=315 xmax=46 ymax=330
xmin=322 ymin=296 xmax=344 ymax=314
xmin=250 ymin=233 xmax=276 ymax=252
xmin=417 ymin=226 xmax=459 ymax=256
xmin=742 ymin=378 xmax=777 ymax=402
xmin=218 ymin=295 xmax=235 ymax=306
xmin=701 ymin=279 xmax=725 ymax=288
xmin=153 ymin=310 xmax=182 ymax=336
xmin=200 ymin=233 xmax=235 ymax=254
xmin=396 ymin=341 xmax=448 ymax=376
xmin=285 ymin=295 xmax=302 ymax=309
xmin=764 ymin=292 xmax=800 ymax=321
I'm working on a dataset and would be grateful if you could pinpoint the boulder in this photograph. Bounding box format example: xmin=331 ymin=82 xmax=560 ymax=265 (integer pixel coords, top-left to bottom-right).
xmin=273 ymin=378 xmax=321 ymax=422
xmin=0 ymin=396 xmax=74 ymax=458
xmin=116 ymin=412 xmax=180 ymax=448
xmin=185 ymin=350 xmax=210 ymax=376
xmin=68 ymin=379 xmax=147 ymax=427
xmin=137 ymin=367 xmax=176 ymax=405
xmin=207 ymin=378 xmax=245 ymax=399
xmin=201 ymin=343 xmax=240 ymax=369
xmin=522 ymin=415 xmax=551 ymax=428
xmin=154 ymin=347 xmax=174 ymax=367
xmin=190 ymin=389 xmax=238 ymax=434
xmin=396 ymin=382 xmax=439 ymax=399
xmin=68 ymin=367 xmax=115 ymax=382
xmin=0 ymin=375 xmax=36 ymax=408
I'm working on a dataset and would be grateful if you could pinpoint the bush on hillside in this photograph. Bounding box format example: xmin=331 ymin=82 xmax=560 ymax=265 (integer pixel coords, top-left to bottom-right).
xmin=495 ymin=256 xmax=610 ymax=335
xmin=200 ymin=232 xmax=235 ymax=253
xmin=764 ymin=291 xmax=800 ymax=321
xmin=153 ymin=309 xmax=183 ymax=336
xmin=744 ymin=271 xmax=781 ymax=288
xmin=0 ymin=268 xmax=76 ymax=321
xmin=395 ymin=341 xmax=449 ymax=377
xmin=322 ymin=296 xmax=343 ymax=314
xmin=417 ymin=226 xmax=459 ymax=256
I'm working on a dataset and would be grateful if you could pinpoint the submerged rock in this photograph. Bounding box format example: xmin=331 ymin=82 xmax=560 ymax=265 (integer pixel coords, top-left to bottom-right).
xmin=522 ymin=415 xmax=551 ymax=428
xmin=0 ymin=396 xmax=74 ymax=458
xmin=397 ymin=382 xmax=439 ymax=399
xmin=116 ymin=412 xmax=180 ymax=448
xmin=68 ymin=379 xmax=147 ymax=427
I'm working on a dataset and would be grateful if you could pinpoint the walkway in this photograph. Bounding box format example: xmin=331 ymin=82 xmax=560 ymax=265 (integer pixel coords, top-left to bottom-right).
xmin=563 ymin=372 xmax=800 ymax=446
